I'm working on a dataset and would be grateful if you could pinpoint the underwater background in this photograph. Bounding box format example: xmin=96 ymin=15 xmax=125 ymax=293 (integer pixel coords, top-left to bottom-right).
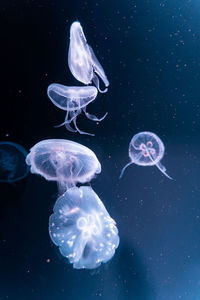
xmin=1 ymin=0 xmax=200 ymax=299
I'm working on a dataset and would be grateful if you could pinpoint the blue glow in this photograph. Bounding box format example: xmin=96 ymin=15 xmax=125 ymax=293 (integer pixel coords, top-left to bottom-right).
xmin=0 ymin=141 xmax=29 ymax=183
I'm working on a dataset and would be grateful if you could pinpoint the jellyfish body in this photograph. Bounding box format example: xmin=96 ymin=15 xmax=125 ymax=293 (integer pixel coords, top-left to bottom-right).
xmin=47 ymin=84 xmax=107 ymax=136
xmin=0 ymin=142 xmax=29 ymax=183
xmin=120 ymin=132 xmax=172 ymax=180
xmin=68 ymin=21 xmax=109 ymax=93
xmin=49 ymin=186 xmax=119 ymax=269
xmin=26 ymin=139 xmax=101 ymax=193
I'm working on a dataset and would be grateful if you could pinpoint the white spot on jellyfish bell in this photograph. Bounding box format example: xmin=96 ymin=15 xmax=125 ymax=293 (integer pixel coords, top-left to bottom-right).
xmin=68 ymin=21 xmax=109 ymax=93
xmin=119 ymin=131 xmax=173 ymax=180
xmin=47 ymin=84 xmax=107 ymax=136
xmin=49 ymin=186 xmax=120 ymax=269
xmin=26 ymin=139 xmax=101 ymax=193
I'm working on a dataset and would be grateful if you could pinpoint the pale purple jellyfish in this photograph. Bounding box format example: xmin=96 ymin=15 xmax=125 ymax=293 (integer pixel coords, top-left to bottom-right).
xmin=47 ymin=84 xmax=107 ymax=136
xmin=120 ymin=132 xmax=173 ymax=180
xmin=26 ymin=139 xmax=101 ymax=193
xmin=49 ymin=186 xmax=119 ymax=269
xmin=68 ymin=21 xmax=109 ymax=93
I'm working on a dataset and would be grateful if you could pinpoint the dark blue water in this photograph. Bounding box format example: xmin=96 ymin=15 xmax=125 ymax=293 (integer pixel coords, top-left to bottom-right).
xmin=1 ymin=0 xmax=200 ymax=299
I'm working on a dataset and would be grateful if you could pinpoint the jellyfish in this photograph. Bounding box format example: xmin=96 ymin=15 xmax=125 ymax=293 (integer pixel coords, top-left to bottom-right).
xmin=119 ymin=131 xmax=173 ymax=180
xmin=49 ymin=186 xmax=119 ymax=269
xmin=26 ymin=139 xmax=101 ymax=193
xmin=47 ymin=84 xmax=107 ymax=136
xmin=68 ymin=21 xmax=109 ymax=93
xmin=0 ymin=141 xmax=29 ymax=183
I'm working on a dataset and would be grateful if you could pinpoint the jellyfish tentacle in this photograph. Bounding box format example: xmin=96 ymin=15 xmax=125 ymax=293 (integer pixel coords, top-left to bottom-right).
xmin=92 ymin=74 xmax=108 ymax=93
xmin=146 ymin=147 xmax=173 ymax=180
xmin=82 ymin=107 xmax=108 ymax=122
xmin=73 ymin=117 xmax=95 ymax=136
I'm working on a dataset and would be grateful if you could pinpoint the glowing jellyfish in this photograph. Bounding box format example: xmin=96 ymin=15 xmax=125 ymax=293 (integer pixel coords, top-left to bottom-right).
xmin=47 ymin=84 xmax=107 ymax=136
xmin=120 ymin=131 xmax=173 ymax=180
xmin=68 ymin=21 xmax=109 ymax=93
xmin=26 ymin=139 xmax=101 ymax=193
xmin=0 ymin=141 xmax=29 ymax=183
xmin=49 ymin=186 xmax=119 ymax=269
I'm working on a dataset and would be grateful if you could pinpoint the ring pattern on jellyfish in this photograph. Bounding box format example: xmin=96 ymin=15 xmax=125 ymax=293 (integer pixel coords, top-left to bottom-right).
xmin=26 ymin=138 xmax=120 ymax=269
xmin=47 ymin=21 xmax=109 ymax=136
xmin=120 ymin=131 xmax=173 ymax=180
xmin=49 ymin=186 xmax=119 ymax=269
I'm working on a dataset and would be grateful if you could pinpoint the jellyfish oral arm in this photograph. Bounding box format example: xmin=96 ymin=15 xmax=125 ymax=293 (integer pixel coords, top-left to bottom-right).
xmin=119 ymin=161 xmax=133 ymax=179
xmin=57 ymin=179 xmax=75 ymax=195
xmin=155 ymin=161 xmax=173 ymax=180
xmin=54 ymin=110 xmax=81 ymax=128
xmin=73 ymin=117 xmax=95 ymax=136
xmin=82 ymin=107 xmax=108 ymax=122
xmin=88 ymin=45 xmax=109 ymax=93
xmin=119 ymin=151 xmax=143 ymax=179
xmin=54 ymin=110 xmax=76 ymax=132
xmin=143 ymin=145 xmax=173 ymax=180
xmin=92 ymin=74 xmax=108 ymax=93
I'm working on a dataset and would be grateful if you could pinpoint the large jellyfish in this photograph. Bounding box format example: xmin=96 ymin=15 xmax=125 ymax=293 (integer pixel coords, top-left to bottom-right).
xmin=49 ymin=186 xmax=119 ymax=269
xmin=120 ymin=131 xmax=173 ymax=180
xmin=68 ymin=21 xmax=109 ymax=93
xmin=26 ymin=139 xmax=101 ymax=193
xmin=0 ymin=141 xmax=29 ymax=183
xmin=47 ymin=84 xmax=107 ymax=136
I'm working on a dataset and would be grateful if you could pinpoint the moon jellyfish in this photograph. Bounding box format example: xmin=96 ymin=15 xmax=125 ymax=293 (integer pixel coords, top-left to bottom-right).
xmin=47 ymin=84 xmax=107 ymax=136
xmin=68 ymin=21 xmax=109 ymax=93
xmin=0 ymin=141 xmax=29 ymax=183
xmin=49 ymin=186 xmax=119 ymax=269
xmin=26 ymin=139 xmax=101 ymax=193
xmin=120 ymin=131 xmax=173 ymax=180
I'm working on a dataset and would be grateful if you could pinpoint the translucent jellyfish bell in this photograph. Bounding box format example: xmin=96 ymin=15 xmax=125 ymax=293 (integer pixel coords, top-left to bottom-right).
xmin=120 ymin=132 xmax=173 ymax=180
xmin=49 ymin=186 xmax=119 ymax=269
xmin=68 ymin=21 xmax=109 ymax=93
xmin=0 ymin=141 xmax=29 ymax=183
xmin=47 ymin=84 xmax=107 ymax=136
xmin=26 ymin=139 xmax=101 ymax=193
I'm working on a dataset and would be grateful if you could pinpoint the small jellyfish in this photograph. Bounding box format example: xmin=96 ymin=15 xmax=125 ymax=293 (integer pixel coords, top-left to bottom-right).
xmin=47 ymin=84 xmax=107 ymax=136
xmin=26 ymin=139 xmax=101 ymax=193
xmin=68 ymin=21 xmax=109 ymax=93
xmin=120 ymin=131 xmax=173 ymax=180
xmin=0 ymin=141 xmax=29 ymax=183
xmin=49 ymin=186 xmax=119 ymax=269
